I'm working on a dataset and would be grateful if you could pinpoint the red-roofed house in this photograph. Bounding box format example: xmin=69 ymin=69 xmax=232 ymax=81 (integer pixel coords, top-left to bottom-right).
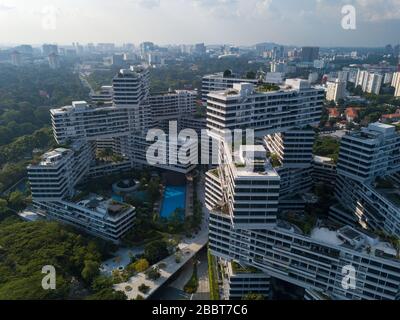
xmin=328 ymin=108 xmax=340 ymax=119
xmin=345 ymin=107 xmax=359 ymax=122
xmin=381 ymin=109 xmax=400 ymax=124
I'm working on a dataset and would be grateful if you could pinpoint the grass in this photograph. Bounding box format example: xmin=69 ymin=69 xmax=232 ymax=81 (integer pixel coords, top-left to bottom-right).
xmin=207 ymin=249 xmax=220 ymax=300
xmin=256 ymin=84 xmax=280 ymax=92
xmin=184 ymin=263 xmax=198 ymax=294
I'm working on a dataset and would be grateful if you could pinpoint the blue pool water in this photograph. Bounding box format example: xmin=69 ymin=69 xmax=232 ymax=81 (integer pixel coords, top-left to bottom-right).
xmin=112 ymin=194 xmax=124 ymax=202
xmin=160 ymin=186 xmax=186 ymax=219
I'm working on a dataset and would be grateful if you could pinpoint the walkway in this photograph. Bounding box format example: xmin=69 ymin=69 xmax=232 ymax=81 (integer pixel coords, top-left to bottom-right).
xmin=113 ymin=176 xmax=209 ymax=300
xmin=113 ymin=229 xmax=208 ymax=299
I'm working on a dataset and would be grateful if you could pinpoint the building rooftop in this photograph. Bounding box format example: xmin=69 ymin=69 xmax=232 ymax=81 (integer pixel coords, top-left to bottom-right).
xmin=33 ymin=148 xmax=72 ymax=167
xmin=75 ymin=194 xmax=135 ymax=218
xmin=313 ymin=155 xmax=335 ymax=165
xmin=310 ymin=225 xmax=399 ymax=260
xmin=208 ymin=78 xmax=320 ymax=99
xmin=233 ymin=145 xmax=279 ymax=178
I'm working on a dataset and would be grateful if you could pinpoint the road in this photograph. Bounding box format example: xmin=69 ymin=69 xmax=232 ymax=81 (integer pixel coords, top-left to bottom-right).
xmin=192 ymin=249 xmax=210 ymax=300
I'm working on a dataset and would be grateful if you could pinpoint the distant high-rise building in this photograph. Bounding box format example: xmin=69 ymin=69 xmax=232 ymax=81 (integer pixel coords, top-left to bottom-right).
xmin=365 ymin=73 xmax=383 ymax=95
xmin=42 ymin=44 xmax=58 ymax=56
xmin=11 ymin=50 xmax=22 ymax=66
xmin=48 ymin=53 xmax=60 ymax=69
xmin=337 ymin=71 xmax=349 ymax=82
xmin=15 ymin=45 xmax=33 ymax=55
xmin=140 ymin=42 xmax=155 ymax=57
xmin=271 ymin=61 xmax=287 ymax=73
xmin=301 ymin=47 xmax=319 ymax=62
xmin=384 ymin=72 xmax=394 ymax=85
xmin=392 ymin=72 xmax=400 ymax=97
xmin=112 ymin=54 xmax=125 ymax=66
xmin=194 ymin=43 xmax=206 ymax=56
xmin=87 ymin=43 xmax=95 ymax=52
xmin=326 ymin=79 xmax=346 ymax=102
xmin=97 ymin=43 xmax=115 ymax=53
xmin=356 ymin=70 xmax=383 ymax=95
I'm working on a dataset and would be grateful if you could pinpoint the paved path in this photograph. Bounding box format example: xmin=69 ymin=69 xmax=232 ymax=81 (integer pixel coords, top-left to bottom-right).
xmin=100 ymin=247 xmax=144 ymax=276
xmin=113 ymin=230 xmax=208 ymax=299
xmin=193 ymin=249 xmax=210 ymax=300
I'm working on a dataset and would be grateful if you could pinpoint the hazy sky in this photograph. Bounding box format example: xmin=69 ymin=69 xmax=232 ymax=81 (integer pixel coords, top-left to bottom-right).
xmin=0 ymin=0 xmax=399 ymax=47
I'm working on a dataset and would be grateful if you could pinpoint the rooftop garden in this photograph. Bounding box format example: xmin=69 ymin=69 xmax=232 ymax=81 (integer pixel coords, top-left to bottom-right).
xmin=231 ymin=261 xmax=261 ymax=274
xmin=285 ymin=213 xmax=317 ymax=236
xmin=256 ymin=84 xmax=280 ymax=93
xmin=209 ymin=169 xmax=219 ymax=178
xmin=269 ymin=153 xmax=281 ymax=168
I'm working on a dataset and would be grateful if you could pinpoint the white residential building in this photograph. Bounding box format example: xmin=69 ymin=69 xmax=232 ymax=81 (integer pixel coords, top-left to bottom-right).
xmin=28 ymin=66 xmax=204 ymax=242
xmin=331 ymin=123 xmax=400 ymax=236
xmin=27 ymin=141 xmax=136 ymax=243
xmin=326 ymin=79 xmax=346 ymax=102
xmin=392 ymin=72 xmax=400 ymax=97
xmin=201 ymin=72 xmax=260 ymax=103
xmin=205 ymin=81 xmax=400 ymax=300
xmin=90 ymin=85 xmax=113 ymax=104
xmin=365 ymin=73 xmax=383 ymax=95
xmin=356 ymin=70 xmax=383 ymax=95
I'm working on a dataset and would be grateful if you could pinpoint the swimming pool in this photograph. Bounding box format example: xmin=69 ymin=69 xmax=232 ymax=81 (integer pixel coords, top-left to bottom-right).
xmin=112 ymin=194 xmax=124 ymax=202
xmin=160 ymin=186 xmax=186 ymax=219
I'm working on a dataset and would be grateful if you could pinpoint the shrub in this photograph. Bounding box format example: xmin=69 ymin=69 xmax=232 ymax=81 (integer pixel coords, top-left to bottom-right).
xmin=145 ymin=267 xmax=161 ymax=281
xmin=132 ymin=258 xmax=150 ymax=273
xmin=138 ymin=284 xmax=150 ymax=294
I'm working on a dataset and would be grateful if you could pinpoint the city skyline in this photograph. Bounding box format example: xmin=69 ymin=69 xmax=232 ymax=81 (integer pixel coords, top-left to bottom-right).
xmin=0 ymin=0 xmax=399 ymax=47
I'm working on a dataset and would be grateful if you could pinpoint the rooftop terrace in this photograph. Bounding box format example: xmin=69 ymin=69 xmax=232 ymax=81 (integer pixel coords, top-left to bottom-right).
xmin=75 ymin=194 xmax=135 ymax=217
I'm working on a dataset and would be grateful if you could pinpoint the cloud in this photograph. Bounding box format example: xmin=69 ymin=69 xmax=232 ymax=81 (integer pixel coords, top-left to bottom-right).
xmin=315 ymin=0 xmax=400 ymax=22
xmin=354 ymin=0 xmax=400 ymax=21
xmin=130 ymin=0 xmax=161 ymax=9
xmin=190 ymin=0 xmax=275 ymax=19
xmin=0 ymin=3 xmax=15 ymax=11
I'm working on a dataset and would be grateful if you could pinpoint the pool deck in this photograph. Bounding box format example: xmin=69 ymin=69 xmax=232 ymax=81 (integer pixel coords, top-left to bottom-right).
xmin=185 ymin=176 xmax=194 ymax=217
xmin=114 ymin=175 xmax=209 ymax=300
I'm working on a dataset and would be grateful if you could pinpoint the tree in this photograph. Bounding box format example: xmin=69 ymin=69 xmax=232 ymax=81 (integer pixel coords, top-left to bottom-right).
xmin=246 ymin=71 xmax=256 ymax=79
xmin=144 ymin=240 xmax=169 ymax=264
xmin=145 ymin=266 xmax=161 ymax=280
xmin=242 ymin=293 xmax=265 ymax=300
xmin=132 ymin=258 xmax=150 ymax=273
xmin=223 ymin=69 xmax=233 ymax=78
xmin=0 ymin=221 xmax=104 ymax=300
xmin=81 ymin=260 xmax=100 ymax=282
xmin=8 ymin=191 xmax=25 ymax=211
xmin=0 ymin=199 xmax=8 ymax=214
xmin=86 ymin=288 xmax=127 ymax=300
xmin=138 ymin=283 xmax=150 ymax=294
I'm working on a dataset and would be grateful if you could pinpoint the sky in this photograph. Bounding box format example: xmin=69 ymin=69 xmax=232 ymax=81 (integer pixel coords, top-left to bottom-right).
xmin=0 ymin=0 xmax=399 ymax=47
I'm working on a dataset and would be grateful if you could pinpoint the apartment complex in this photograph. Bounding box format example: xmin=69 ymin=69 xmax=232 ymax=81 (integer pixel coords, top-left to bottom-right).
xmin=28 ymin=66 xmax=202 ymax=241
xmin=201 ymin=72 xmax=260 ymax=103
xmin=355 ymin=70 xmax=383 ymax=95
xmin=392 ymin=72 xmax=400 ymax=97
xmin=205 ymin=80 xmax=400 ymax=300
xmin=326 ymin=79 xmax=346 ymax=102
xmin=331 ymin=123 xmax=400 ymax=236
